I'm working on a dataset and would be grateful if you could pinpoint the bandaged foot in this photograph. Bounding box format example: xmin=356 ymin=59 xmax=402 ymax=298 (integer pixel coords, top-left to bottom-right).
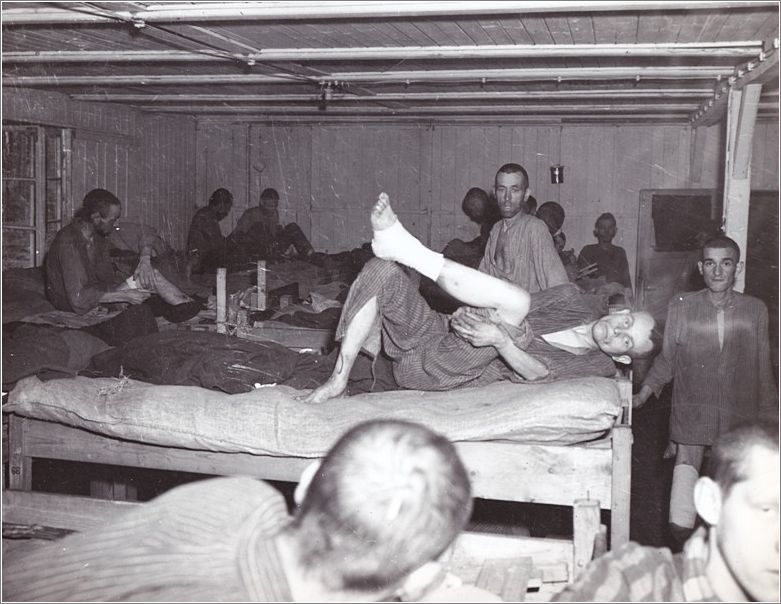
xmin=370 ymin=193 xmax=444 ymax=281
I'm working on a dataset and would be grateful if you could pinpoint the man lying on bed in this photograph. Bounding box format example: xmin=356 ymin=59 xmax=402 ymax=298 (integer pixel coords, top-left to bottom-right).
xmin=3 ymin=420 xmax=477 ymax=603
xmin=45 ymin=188 xmax=201 ymax=346
xmin=304 ymin=194 xmax=655 ymax=403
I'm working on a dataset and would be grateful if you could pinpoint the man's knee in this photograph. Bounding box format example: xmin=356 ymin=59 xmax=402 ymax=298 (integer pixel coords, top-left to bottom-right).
xmin=363 ymin=257 xmax=405 ymax=279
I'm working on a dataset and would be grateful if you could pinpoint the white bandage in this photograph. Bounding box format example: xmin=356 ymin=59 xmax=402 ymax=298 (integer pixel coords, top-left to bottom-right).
xmin=371 ymin=221 xmax=445 ymax=281
xmin=669 ymin=463 xmax=699 ymax=528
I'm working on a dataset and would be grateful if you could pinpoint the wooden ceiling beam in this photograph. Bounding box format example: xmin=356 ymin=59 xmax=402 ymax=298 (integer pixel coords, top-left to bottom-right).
xmin=2 ymin=2 xmax=773 ymax=25
xmin=2 ymin=42 xmax=764 ymax=64
xmin=691 ymin=37 xmax=779 ymax=127
xmin=136 ymin=103 xmax=710 ymax=114
xmin=70 ymin=89 xmax=720 ymax=103
xmin=3 ymin=66 xmax=734 ymax=87
xmin=196 ymin=115 xmax=695 ymax=125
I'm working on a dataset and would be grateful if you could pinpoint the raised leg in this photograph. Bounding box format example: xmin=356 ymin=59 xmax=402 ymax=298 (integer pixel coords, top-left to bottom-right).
xmin=371 ymin=194 xmax=529 ymax=325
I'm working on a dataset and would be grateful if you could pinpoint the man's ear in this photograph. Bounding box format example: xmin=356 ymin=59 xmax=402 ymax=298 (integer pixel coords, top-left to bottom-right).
xmin=90 ymin=211 xmax=102 ymax=223
xmin=293 ymin=460 xmax=321 ymax=506
xmin=736 ymin=260 xmax=745 ymax=275
xmin=693 ymin=476 xmax=722 ymax=526
xmin=611 ymin=354 xmax=631 ymax=365
xmin=523 ymin=188 xmax=532 ymax=202
xmin=697 ymin=260 xmax=704 ymax=276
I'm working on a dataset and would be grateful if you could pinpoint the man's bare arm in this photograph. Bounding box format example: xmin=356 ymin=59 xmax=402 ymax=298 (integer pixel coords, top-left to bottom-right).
xmin=451 ymin=311 xmax=549 ymax=380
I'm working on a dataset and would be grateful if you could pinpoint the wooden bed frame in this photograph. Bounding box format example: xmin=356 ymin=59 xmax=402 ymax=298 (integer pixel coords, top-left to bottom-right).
xmin=4 ymin=379 xmax=632 ymax=590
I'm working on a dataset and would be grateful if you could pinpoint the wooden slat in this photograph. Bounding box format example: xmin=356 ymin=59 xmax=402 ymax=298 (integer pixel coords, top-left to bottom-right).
xmin=448 ymin=531 xmax=572 ymax=584
xmin=14 ymin=416 xmax=614 ymax=508
xmin=3 ymin=491 xmax=139 ymax=532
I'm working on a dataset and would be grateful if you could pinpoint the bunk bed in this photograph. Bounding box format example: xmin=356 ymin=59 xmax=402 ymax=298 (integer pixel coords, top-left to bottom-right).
xmin=4 ymin=372 xmax=633 ymax=592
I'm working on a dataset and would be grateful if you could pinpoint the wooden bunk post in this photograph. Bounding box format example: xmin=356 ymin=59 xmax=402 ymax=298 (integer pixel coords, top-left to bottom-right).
xmin=609 ymin=375 xmax=633 ymax=548
xmin=256 ymin=260 xmax=267 ymax=310
xmin=572 ymin=498 xmax=601 ymax=577
xmin=8 ymin=415 xmax=32 ymax=491
xmin=610 ymin=424 xmax=632 ymax=548
xmin=216 ymin=267 xmax=227 ymax=333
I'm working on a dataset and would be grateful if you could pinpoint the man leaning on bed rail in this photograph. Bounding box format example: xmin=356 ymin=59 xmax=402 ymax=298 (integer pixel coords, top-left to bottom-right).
xmin=2 ymin=419 xmax=482 ymax=602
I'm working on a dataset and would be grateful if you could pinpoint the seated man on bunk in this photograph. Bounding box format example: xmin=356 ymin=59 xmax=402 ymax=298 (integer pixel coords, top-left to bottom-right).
xmin=230 ymin=187 xmax=314 ymax=262
xmin=304 ymin=193 xmax=655 ymax=403
xmin=45 ymin=188 xmax=200 ymax=347
xmin=3 ymin=419 xmax=476 ymax=603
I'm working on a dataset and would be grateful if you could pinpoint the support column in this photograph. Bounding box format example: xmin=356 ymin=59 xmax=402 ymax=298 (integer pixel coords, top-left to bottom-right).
xmin=723 ymin=84 xmax=761 ymax=292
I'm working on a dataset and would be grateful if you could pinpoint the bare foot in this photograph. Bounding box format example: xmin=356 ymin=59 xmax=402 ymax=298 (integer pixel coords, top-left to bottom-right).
xmin=152 ymin=268 xmax=193 ymax=305
xmin=299 ymin=378 xmax=347 ymax=404
xmin=370 ymin=193 xmax=398 ymax=232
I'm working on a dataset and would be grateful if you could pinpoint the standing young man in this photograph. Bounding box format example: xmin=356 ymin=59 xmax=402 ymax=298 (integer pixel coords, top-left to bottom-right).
xmin=634 ymin=235 xmax=777 ymax=544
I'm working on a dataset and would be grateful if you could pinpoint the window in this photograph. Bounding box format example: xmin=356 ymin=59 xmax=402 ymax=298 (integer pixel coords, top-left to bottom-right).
xmin=2 ymin=125 xmax=71 ymax=268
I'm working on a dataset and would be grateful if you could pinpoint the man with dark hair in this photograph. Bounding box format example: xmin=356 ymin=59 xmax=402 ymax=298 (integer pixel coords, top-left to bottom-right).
xmin=45 ymin=188 xmax=196 ymax=346
xmin=304 ymin=194 xmax=654 ymax=403
xmin=480 ymin=163 xmax=568 ymax=293
xmin=634 ymin=235 xmax=777 ymax=545
xmin=578 ymin=212 xmax=633 ymax=304
xmin=553 ymin=420 xmax=779 ymax=602
xmin=186 ymin=187 xmax=234 ymax=273
xmin=2 ymin=419 xmax=473 ymax=602
xmin=231 ymin=187 xmax=313 ymax=261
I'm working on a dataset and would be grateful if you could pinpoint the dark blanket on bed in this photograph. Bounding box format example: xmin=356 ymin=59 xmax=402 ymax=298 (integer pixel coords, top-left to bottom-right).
xmin=3 ymin=323 xmax=111 ymax=388
xmin=84 ymin=330 xmax=399 ymax=395
xmin=84 ymin=331 xmax=303 ymax=394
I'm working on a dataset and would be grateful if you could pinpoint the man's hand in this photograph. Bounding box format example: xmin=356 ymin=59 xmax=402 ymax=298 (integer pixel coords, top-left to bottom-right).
xmin=632 ymin=384 xmax=654 ymax=409
xmin=133 ymin=255 xmax=155 ymax=290
xmin=451 ymin=310 xmax=506 ymax=348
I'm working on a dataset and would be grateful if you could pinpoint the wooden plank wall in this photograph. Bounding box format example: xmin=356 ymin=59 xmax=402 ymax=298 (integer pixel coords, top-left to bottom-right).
xmin=197 ymin=120 xmax=781 ymax=284
xmin=2 ymin=89 xmax=196 ymax=250
xmin=4 ymin=87 xmax=775 ymax=276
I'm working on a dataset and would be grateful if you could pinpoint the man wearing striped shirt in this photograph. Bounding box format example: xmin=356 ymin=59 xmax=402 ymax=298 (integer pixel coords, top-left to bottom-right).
xmin=305 ymin=194 xmax=654 ymax=403
xmin=634 ymin=236 xmax=777 ymax=546
xmin=2 ymin=420 xmax=472 ymax=602
xmin=553 ymin=420 xmax=779 ymax=602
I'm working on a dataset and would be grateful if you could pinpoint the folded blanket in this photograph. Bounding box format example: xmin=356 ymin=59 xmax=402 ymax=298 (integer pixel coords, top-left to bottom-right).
xmin=6 ymin=375 xmax=621 ymax=456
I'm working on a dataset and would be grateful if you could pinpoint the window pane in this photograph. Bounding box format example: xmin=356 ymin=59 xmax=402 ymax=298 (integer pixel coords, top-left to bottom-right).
xmin=2 ymin=227 xmax=35 ymax=268
xmin=2 ymin=180 xmax=35 ymax=225
xmin=46 ymin=130 xmax=62 ymax=178
xmin=46 ymin=178 xmax=62 ymax=222
xmin=2 ymin=130 xmax=36 ymax=178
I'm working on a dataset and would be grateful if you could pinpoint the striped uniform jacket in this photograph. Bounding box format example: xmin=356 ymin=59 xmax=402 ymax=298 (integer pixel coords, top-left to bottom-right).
xmin=2 ymin=477 xmax=293 ymax=602
xmin=336 ymin=259 xmax=615 ymax=391
xmin=643 ymin=289 xmax=777 ymax=445
xmin=552 ymin=527 xmax=719 ymax=601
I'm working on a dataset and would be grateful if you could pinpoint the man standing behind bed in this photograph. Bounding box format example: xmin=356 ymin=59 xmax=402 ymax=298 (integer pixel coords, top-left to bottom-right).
xmin=2 ymin=419 xmax=474 ymax=603
xmin=634 ymin=235 xmax=777 ymax=547
xmin=479 ymin=163 xmax=569 ymax=293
